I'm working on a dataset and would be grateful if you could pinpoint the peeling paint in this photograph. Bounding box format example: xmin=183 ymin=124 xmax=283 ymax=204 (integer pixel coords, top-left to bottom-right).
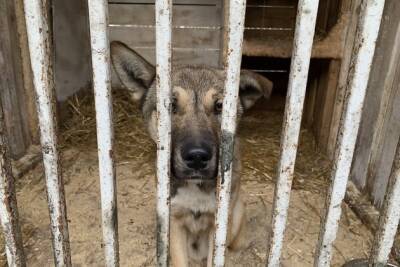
xmin=87 ymin=0 xmax=119 ymax=266
xmin=369 ymin=140 xmax=400 ymax=266
xmin=266 ymin=1 xmax=319 ymax=266
xmin=0 ymin=105 xmax=25 ymax=267
xmin=315 ymin=1 xmax=385 ymax=266
xmin=23 ymin=0 xmax=71 ymax=265
xmin=212 ymin=1 xmax=247 ymax=266
xmin=154 ymin=1 xmax=172 ymax=266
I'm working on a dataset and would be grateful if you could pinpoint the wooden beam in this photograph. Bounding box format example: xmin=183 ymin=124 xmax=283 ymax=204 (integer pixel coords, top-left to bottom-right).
xmin=0 ymin=0 xmax=31 ymax=158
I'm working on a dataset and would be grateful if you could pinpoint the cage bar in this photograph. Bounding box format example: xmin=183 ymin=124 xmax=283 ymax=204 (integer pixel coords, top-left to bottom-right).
xmin=155 ymin=0 xmax=172 ymax=266
xmin=212 ymin=1 xmax=247 ymax=266
xmin=265 ymin=1 xmax=319 ymax=266
xmin=87 ymin=0 xmax=119 ymax=266
xmin=369 ymin=139 xmax=400 ymax=266
xmin=23 ymin=0 xmax=72 ymax=265
xmin=0 ymin=105 xmax=25 ymax=266
xmin=315 ymin=1 xmax=385 ymax=266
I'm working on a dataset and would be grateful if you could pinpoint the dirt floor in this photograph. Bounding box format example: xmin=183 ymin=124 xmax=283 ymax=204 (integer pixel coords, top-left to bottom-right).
xmin=1 ymin=90 xmax=374 ymax=266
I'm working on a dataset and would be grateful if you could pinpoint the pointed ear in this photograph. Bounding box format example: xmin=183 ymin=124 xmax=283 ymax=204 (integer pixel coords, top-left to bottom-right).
xmin=239 ymin=70 xmax=273 ymax=110
xmin=110 ymin=41 xmax=155 ymax=101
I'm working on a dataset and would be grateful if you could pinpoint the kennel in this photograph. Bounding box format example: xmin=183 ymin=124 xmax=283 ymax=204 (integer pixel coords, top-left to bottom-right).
xmin=0 ymin=0 xmax=400 ymax=266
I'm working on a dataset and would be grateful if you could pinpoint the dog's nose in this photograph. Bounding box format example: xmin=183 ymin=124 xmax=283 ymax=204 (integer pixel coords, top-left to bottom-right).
xmin=182 ymin=146 xmax=212 ymax=170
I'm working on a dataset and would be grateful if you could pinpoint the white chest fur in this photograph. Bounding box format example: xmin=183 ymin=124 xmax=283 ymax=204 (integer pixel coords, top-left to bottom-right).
xmin=171 ymin=183 xmax=216 ymax=214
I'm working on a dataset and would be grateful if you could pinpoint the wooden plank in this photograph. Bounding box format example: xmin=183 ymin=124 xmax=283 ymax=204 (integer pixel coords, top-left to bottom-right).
xmin=312 ymin=61 xmax=325 ymax=142
xmin=109 ymin=3 xmax=221 ymax=27
xmin=369 ymin=139 xmax=400 ymax=266
xmin=246 ymin=0 xmax=296 ymax=6
xmin=369 ymin=56 xmax=400 ymax=207
xmin=326 ymin=0 xmax=362 ymax=159
xmin=14 ymin=0 xmax=39 ymax=144
xmin=303 ymin=77 xmax=318 ymax=127
xmin=350 ymin=0 xmax=400 ymax=199
xmin=245 ymin=5 xmax=296 ymax=28
xmin=108 ymin=0 xmax=218 ymax=5
xmin=109 ymin=27 xmax=220 ymax=49
xmin=314 ymin=60 xmax=341 ymax=152
xmin=0 ymin=0 xmax=30 ymax=158
xmin=53 ymin=0 xmax=92 ymax=101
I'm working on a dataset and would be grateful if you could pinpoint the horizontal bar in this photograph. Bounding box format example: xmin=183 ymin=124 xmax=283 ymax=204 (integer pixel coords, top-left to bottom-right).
xmin=87 ymin=0 xmax=119 ymax=266
xmin=266 ymin=0 xmax=319 ymax=266
xmin=314 ymin=1 xmax=385 ymax=266
xmin=155 ymin=0 xmax=172 ymax=266
xmin=212 ymin=0 xmax=247 ymax=266
xmin=369 ymin=139 xmax=400 ymax=266
xmin=23 ymin=0 xmax=72 ymax=265
xmin=0 ymin=105 xmax=25 ymax=266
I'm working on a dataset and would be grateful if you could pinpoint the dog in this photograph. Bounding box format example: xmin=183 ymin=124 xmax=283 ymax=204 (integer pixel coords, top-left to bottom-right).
xmin=110 ymin=41 xmax=273 ymax=266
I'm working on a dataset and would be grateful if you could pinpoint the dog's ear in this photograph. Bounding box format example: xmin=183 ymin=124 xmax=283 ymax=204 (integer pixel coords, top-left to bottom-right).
xmin=239 ymin=70 xmax=273 ymax=110
xmin=110 ymin=41 xmax=155 ymax=101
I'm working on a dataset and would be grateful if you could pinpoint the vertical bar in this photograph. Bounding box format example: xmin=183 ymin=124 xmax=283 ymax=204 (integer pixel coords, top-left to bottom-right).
xmin=23 ymin=0 xmax=72 ymax=266
xmin=369 ymin=139 xmax=400 ymax=266
xmin=87 ymin=1 xmax=119 ymax=266
xmin=266 ymin=1 xmax=319 ymax=266
xmin=0 ymin=105 xmax=25 ymax=266
xmin=212 ymin=1 xmax=247 ymax=266
xmin=155 ymin=0 xmax=172 ymax=266
xmin=315 ymin=1 xmax=385 ymax=266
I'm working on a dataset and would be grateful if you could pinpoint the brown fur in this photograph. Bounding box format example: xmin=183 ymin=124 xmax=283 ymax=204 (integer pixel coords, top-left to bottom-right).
xmin=110 ymin=41 xmax=273 ymax=266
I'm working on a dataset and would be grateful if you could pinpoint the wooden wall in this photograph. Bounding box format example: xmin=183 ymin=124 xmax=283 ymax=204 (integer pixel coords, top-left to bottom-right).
xmin=53 ymin=0 xmax=92 ymax=101
xmin=350 ymin=0 xmax=400 ymax=207
xmin=0 ymin=0 xmax=37 ymax=159
xmin=108 ymin=0 xmax=222 ymax=68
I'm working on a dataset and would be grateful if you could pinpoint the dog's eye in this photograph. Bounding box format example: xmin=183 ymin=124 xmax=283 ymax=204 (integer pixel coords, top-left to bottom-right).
xmin=172 ymin=97 xmax=178 ymax=114
xmin=214 ymin=100 xmax=223 ymax=114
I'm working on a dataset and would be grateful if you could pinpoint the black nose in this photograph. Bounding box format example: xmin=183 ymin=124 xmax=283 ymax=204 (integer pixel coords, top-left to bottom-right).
xmin=182 ymin=146 xmax=212 ymax=170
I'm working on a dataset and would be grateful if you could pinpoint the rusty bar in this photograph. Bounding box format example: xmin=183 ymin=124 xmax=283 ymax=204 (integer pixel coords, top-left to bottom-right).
xmin=314 ymin=1 xmax=385 ymax=266
xmin=155 ymin=0 xmax=172 ymax=266
xmin=369 ymin=139 xmax=400 ymax=266
xmin=266 ymin=1 xmax=319 ymax=266
xmin=212 ymin=1 xmax=247 ymax=266
xmin=23 ymin=0 xmax=72 ymax=265
xmin=0 ymin=104 xmax=25 ymax=266
xmin=87 ymin=0 xmax=119 ymax=266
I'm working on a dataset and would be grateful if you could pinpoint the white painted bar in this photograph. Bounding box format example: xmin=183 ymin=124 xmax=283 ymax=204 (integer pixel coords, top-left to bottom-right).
xmin=0 ymin=106 xmax=25 ymax=266
xmin=87 ymin=1 xmax=119 ymax=266
xmin=23 ymin=0 xmax=72 ymax=266
xmin=369 ymin=139 xmax=400 ymax=266
xmin=315 ymin=1 xmax=385 ymax=266
xmin=266 ymin=1 xmax=319 ymax=266
xmin=155 ymin=0 xmax=172 ymax=266
xmin=212 ymin=1 xmax=247 ymax=266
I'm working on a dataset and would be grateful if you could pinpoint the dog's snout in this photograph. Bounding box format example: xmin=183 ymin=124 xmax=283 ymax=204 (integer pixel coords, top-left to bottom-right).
xmin=182 ymin=146 xmax=212 ymax=171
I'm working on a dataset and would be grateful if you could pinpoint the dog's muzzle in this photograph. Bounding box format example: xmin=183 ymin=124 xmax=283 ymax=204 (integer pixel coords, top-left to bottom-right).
xmin=172 ymin=139 xmax=218 ymax=180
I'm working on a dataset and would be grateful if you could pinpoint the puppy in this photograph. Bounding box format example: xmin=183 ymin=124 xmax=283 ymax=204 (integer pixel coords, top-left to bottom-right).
xmin=110 ymin=41 xmax=273 ymax=266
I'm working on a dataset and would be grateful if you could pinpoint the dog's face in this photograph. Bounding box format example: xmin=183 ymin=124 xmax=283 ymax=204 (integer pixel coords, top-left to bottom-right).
xmin=111 ymin=41 xmax=273 ymax=181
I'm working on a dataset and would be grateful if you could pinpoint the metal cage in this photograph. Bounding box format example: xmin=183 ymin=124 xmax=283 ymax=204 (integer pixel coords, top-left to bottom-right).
xmin=0 ymin=0 xmax=398 ymax=267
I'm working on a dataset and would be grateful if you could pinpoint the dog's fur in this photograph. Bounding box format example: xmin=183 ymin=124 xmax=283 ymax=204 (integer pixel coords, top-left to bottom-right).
xmin=110 ymin=41 xmax=273 ymax=266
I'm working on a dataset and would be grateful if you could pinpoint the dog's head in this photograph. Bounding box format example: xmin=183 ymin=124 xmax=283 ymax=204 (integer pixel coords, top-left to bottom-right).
xmin=111 ymin=41 xmax=273 ymax=181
